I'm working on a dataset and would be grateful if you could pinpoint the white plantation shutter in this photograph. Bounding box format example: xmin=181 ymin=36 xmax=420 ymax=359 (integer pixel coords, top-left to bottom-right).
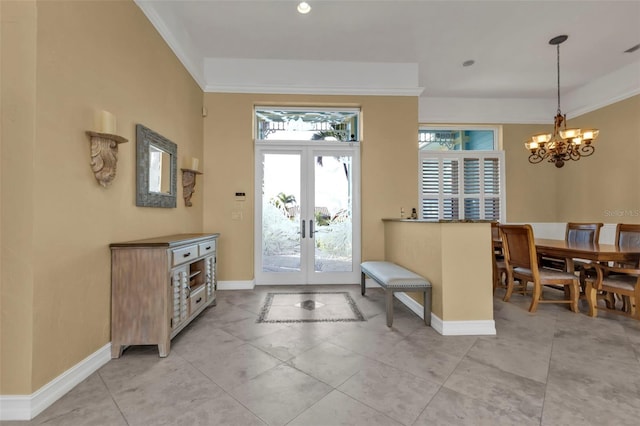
xmin=419 ymin=152 xmax=505 ymax=221
xmin=421 ymin=159 xmax=439 ymax=194
xmin=483 ymin=157 xmax=501 ymax=220
xmin=463 ymin=158 xmax=480 ymax=194
xmin=442 ymin=159 xmax=459 ymax=194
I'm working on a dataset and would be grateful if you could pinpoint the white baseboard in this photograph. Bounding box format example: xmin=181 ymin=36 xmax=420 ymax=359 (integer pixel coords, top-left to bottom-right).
xmin=0 ymin=343 xmax=111 ymax=421
xmin=393 ymin=291 xmax=426 ymax=320
xmin=430 ymin=315 xmax=496 ymax=336
xmin=394 ymin=292 xmax=496 ymax=336
xmin=217 ymin=280 xmax=255 ymax=290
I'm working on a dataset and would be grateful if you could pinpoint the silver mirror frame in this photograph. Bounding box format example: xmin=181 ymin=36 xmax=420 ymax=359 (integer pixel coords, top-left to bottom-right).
xmin=136 ymin=124 xmax=177 ymax=208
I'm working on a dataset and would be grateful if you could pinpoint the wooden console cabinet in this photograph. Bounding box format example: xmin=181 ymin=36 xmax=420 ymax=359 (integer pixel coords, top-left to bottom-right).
xmin=110 ymin=233 xmax=219 ymax=358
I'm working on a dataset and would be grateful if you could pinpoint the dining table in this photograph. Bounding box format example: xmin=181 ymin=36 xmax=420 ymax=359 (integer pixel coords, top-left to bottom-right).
xmin=534 ymin=238 xmax=640 ymax=273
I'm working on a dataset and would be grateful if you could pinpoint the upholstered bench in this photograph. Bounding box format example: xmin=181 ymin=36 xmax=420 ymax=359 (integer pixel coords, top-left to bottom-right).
xmin=360 ymin=261 xmax=432 ymax=327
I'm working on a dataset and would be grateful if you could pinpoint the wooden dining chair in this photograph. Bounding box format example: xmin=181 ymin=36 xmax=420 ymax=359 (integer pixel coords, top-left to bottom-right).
xmin=616 ymin=224 xmax=640 ymax=258
xmin=566 ymin=222 xmax=604 ymax=244
xmin=584 ymin=223 xmax=640 ymax=318
xmin=500 ymin=224 xmax=579 ymax=313
xmin=491 ymin=222 xmax=508 ymax=293
xmin=542 ymin=222 xmax=603 ymax=271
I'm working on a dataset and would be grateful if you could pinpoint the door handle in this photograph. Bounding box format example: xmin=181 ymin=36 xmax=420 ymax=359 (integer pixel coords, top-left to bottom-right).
xmin=301 ymin=220 xmax=305 ymax=239
xmin=310 ymin=220 xmax=314 ymax=239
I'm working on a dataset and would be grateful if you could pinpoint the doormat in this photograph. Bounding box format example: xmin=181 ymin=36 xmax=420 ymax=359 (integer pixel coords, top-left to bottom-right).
xmin=257 ymin=291 xmax=366 ymax=323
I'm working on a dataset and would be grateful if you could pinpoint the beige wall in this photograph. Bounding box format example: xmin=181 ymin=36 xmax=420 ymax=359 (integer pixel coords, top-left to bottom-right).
xmin=502 ymin=95 xmax=640 ymax=223
xmin=384 ymin=221 xmax=493 ymax=321
xmin=1 ymin=0 xmax=203 ymax=394
xmin=203 ymin=94 xmax=418 ymax=281
xmin=556 ymin=95 xmax=640 ymax=223
xmin=1 ymin=0 xmax=37 ymax=395
xmin=503 ymin=123 xmax=559 ymax=222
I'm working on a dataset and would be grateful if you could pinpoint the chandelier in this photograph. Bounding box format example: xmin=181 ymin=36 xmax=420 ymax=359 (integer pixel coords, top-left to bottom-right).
xmin=525 ymin=35 xmax=599 ymax=168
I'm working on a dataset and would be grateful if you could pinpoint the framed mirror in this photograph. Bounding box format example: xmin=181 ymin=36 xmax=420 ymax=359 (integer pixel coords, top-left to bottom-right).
xmin=136 ymin=124 xmax=177 ymax=208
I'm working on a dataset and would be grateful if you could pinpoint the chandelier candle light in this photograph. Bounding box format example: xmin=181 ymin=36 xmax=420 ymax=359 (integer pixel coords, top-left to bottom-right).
xmin=525 ymin=35 xmax=599 ymax=168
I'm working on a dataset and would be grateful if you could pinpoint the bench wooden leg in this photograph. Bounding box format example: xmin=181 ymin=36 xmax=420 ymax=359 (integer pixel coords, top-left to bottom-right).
xmin=361 ymin=272 xmax=366 ymax=295
xmin=386 ymin=291 xmax=394 ymax=327
xmin=423 ymin=288 xmax=431 ymax=326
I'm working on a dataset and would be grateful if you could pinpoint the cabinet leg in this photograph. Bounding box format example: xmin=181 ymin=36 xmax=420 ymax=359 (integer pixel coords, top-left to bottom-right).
xmin=158 ymin=341 xmax=170 ymax=357
xmin=111 ymin=344 xmax=124 ymax=359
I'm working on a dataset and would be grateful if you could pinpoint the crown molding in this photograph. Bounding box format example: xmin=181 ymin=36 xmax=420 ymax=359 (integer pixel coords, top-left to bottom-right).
xmin=203 ymin=58 xmax=423 ymax=97
xmin=418 ymin=97 xmax=554 ymax=124
xmin=419 ymin=60 xmax=640 ymax=124
xmin=563 ymin=61 xmax=640 ymax=118
xmin=204 ymin=84 xmax=424 ymax=97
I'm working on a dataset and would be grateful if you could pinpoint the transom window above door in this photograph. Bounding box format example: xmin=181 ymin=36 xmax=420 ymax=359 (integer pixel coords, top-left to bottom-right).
xmin=419 ymin=128 xmax=497 ymax=151
xmin=255 ymin=107 xmax=360 ymax=142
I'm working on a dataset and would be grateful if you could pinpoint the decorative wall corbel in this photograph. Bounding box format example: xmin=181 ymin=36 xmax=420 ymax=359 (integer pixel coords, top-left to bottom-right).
xmin=86 ymin=131 xmax=128 ymax=187
xmin=181 ymin=168 xmax=202 ymax=207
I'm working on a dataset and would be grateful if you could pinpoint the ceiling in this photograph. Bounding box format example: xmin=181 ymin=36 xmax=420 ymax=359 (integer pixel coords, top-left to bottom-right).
xmin=137 ymin=0 xmax=640 ymax=112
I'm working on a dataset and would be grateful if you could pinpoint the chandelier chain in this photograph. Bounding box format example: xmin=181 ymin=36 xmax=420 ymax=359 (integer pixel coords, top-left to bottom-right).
xmin=556 ymin=44 xmax=561 ymax=115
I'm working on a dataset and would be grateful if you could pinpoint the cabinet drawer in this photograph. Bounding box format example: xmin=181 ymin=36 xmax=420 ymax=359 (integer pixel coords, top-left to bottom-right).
xmin=199 ymin=240 xmax=216 ymax=257
xmin=189 ymin=286 xmax=206 ymax=314
xmin=172 ymin=245 xmax=198 ymax=266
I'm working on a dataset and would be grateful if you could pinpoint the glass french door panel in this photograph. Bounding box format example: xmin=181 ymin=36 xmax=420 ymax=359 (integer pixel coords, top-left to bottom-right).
xmin=261 ymin=153 xmax=301 ymax=273
xmin=313 ymin=154 xmax=353 ymax=273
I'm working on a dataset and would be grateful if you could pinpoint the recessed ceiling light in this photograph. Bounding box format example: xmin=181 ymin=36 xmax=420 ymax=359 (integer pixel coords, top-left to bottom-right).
xmin=297 ymin=2 xmax=311 ymax=14
xmin=462 ymin=60 xmax=475 ymax=67
xmin=624 ymin=43 xmax=640 ymax=53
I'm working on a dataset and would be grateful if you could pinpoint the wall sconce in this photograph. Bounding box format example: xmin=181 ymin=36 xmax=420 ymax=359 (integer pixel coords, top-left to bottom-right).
xmin=86 ymin=111 xmax=128 ymax=187
xmin=181 ymin=158 xmax=202 ymax=207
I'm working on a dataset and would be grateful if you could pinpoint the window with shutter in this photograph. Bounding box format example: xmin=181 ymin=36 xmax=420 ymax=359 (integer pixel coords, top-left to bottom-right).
xmin=418 ymin=126 xmax=505 ymax=221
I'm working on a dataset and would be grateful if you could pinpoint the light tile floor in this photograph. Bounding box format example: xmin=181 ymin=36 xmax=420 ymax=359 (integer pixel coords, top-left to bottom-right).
xmin=7 ymin=285 xmax=640 ymax=426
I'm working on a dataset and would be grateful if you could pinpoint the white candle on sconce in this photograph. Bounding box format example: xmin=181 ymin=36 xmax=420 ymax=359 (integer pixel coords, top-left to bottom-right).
xmin=98 ymin=110 xmax=116 ymax=134
xmin=191 ymin=157 xmax=199 ymax=171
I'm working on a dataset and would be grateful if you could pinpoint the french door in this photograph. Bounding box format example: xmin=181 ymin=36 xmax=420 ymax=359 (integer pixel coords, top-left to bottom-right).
xmin=255 ymin=142 xmax=360 ymax=285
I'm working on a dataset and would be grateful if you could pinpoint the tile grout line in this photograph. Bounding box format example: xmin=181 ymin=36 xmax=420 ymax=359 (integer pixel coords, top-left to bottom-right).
xmin=410 ymin=329 xmax=480 ymax=424
xmin=97 ymin=367 xmax=131 ymax=426
xmin=538 ymin=313 xmax=559 ymax=426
